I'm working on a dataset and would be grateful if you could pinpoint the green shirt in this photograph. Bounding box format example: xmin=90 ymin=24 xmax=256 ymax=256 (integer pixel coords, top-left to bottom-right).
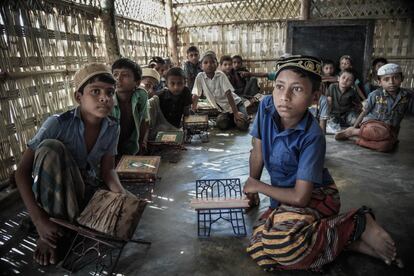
xmin=111 ymin=88 xmax=148 ymax=155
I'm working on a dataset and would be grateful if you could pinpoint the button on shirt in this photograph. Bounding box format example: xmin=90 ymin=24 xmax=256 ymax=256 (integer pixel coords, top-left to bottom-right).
xmin=192 ymin=71 xmax=242 ymax=113
xmin=362 ymin=88 xmax=414 ymax=128
xmin=250 ymin=96 xmax=333 ymax=208
xmin=27 ymin=107 xmax=119 ymax=182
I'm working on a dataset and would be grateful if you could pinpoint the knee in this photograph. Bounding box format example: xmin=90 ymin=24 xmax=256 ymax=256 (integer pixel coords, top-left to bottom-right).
xmin=37 ymin=139 xmax=66 ymax=154
xmin=235 ymin=119 xmax=249 ymax=131
xmin=216 ymin=114 xmax=231 ymax=130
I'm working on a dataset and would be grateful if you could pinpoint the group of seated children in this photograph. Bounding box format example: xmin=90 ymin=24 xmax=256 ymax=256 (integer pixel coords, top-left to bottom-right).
xmin=14 ymin=46 xmax=412 ymax=269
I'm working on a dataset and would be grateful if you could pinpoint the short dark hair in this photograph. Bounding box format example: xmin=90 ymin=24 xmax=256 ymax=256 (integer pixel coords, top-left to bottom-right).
xmin=187 ymin=46 xmax=199 ymax=54
xmin=372 ymin=57 xmax=388 ymax=67
xmin=112 ymin=58 xmax=142 ymax=81
xmin=165 ymin=67 xmax=186 ymax=80
xmin=232 ymin=55 xmax=243 ymax=62
xmin=78 ymin=73 xmax=116 ymax=94
xmin=322 ymin=59 xmax=334 ymax=66
xmin=149 ymin=56 xmax=165 ymax=65
xmin=339 ymin=68 xmax=356 ymax=81
xmin=219 ymin=55 xmax=232 ymax=65
xmin=277 ymin=67 xmax=321 ymax=93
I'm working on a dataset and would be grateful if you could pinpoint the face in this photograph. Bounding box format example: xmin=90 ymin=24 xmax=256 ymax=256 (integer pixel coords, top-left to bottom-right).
xmin=340 ymin=58 xmax=352 ymax=70
xmin=75 ymin=81 xmax=115 ymax=119
xmin=140 ymin=77 xmax=158 ymax=96
xmin=154 ymin=63 xmax=165 ymax=76
xmin=379 ymin=73 xmax=402 ymax=94
xmin=113 ymin=68 xmax=139 ymax=94
xmin=201 ymin=56 xmax=217 ymax=74
xmin=374 ymin=62 xmax=386 ymax=73
xmin=338 ymin=72 xmax=354 ymax=89
xmin=232 ymin=58 xmax=242 ymax=70
xmin=322 ymin=64 xmax=335 ymax=76
xmin=166 ymin=75 xmax=185 ymax=95
xmin=220 ymin=60 xmax=233 ymax=74
xmin=187 ymin=51 xmax=200 ymax=64
xmin=273 ymin=70 xmax=315 ymax=124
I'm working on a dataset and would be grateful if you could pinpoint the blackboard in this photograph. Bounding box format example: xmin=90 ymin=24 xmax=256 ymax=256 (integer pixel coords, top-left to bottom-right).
xmin=286 ymin=20 xmax=374 ymax=82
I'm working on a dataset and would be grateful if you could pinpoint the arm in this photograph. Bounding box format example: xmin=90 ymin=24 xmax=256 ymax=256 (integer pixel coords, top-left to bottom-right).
xmin=15 ymin=149 xmax=63 ymax=247
xmin=239 ymin=71 xmax=268 ymax=78
xmin=319 ymin=119 xmax=327 ymax=134
xmin=191 ymin=94 xmax=199 ymax=112
xmin=244 ymin=177 xmax=313 ymax=207
xmin=139 ymin=120 xmax=149 ymax=154
xmin=327 ymin=96 xmax=333 ymax=114
xmin=249 ymin=137 xmax=264 ymax=180
xmin=355 ymin=84 xmax=366 ymax=100
xmin=101 ymin=153 xmax=125 ymax=194
xmin=225 ymin=90 xmax=244 ymax=123
xmin=353 ymin=109 xmax=368 ymax=127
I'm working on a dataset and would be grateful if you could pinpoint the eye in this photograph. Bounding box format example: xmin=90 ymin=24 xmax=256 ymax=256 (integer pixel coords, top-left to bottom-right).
xmin=275 ymin=84 xmax=284 ymax=90
xmin=91 ymin=89 xmax=100 ymax=95
xmin=292 ymin=86 xmax=303 ymax=93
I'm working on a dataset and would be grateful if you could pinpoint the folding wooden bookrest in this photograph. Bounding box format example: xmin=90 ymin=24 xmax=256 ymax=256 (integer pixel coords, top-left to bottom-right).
xmin=183 ymin=115 xmax=209 ymax=143
xmin=190 ymin=178 xmax=249 ymax=237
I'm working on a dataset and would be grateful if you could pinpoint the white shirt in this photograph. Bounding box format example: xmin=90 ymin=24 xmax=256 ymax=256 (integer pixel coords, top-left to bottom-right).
xmin=192 ymin=71 xmax=241 ymax=113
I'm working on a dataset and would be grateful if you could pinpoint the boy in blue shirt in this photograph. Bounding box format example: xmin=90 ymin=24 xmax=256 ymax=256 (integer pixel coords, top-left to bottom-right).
xmin=244 ymin=56 xmax=402 ymax=271
xmin=15 ymin=63 xmax=125 ymax=266
xmin=335 ymin=63 xmax=414 ymax=152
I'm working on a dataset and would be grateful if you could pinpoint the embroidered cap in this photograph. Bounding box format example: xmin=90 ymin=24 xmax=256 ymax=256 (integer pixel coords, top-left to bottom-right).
xmin=200 ymin=50 xmax=217 ymax=62
xmin=275 ymin=55 xmax=322 ymax=80
xmin=142 ymin=68 xmax=160 ymax=84
xmin=377 ymin=63 xmax=402 ymax=76
xmin=74 ymin=63 xmax=113 ymax=91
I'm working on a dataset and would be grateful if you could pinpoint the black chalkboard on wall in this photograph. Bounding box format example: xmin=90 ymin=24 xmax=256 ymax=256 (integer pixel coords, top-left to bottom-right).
xmin=286 ymin=20 xmax=374 ymax=82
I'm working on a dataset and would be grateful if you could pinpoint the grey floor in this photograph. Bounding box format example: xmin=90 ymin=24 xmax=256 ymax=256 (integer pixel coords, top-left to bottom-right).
xmin=1 ymin=117 xmax=413 ymax=276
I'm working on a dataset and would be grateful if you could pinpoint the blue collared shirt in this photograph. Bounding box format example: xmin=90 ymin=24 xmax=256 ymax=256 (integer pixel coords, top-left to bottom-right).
xmin=362 ymin=87 xmax=414 ymax=128
xmin=250 ymin=96 xmax=333 ymax=208
xmin=27 ymin=107 xmax=120 ymax=181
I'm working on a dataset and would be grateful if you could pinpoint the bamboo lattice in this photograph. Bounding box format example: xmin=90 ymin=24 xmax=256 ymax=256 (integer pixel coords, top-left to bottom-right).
xmin=116 ymin=0 xmax=166 ymax=27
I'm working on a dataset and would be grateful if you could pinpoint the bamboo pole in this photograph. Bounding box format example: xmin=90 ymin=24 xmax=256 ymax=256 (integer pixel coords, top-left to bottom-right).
xmin=300 ymin=0 xmax=311 ymax=20
xmin=165 ymin=0 xmax=179 ymax=65
xmin=102 ymin=0 xmax=121 ymax=63
xmin=0 ymin=69 xmax=77 ymax=81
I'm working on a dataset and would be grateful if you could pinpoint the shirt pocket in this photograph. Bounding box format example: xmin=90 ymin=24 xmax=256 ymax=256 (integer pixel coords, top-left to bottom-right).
xmin=281 ymin=151 xmax=298 ymax=173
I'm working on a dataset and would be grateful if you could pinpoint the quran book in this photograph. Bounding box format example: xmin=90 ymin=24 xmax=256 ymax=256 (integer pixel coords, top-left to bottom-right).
xmin=116 ymin=155 xmax=160 ymax=179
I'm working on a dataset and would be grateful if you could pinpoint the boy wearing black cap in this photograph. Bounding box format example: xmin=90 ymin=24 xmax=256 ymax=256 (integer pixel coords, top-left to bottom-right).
xmin=15 ymin=63 xmax=125 ymax=266
xmin=244 ymin=56 xmax=402 ymax=271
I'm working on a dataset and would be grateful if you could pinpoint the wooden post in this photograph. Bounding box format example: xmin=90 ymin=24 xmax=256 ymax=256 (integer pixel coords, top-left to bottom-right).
xmin=300 ymin=0 xmax=311 ymax=20
xmin=102 ymin=0 xmax=121 ymax=63
xmin=165 ymin=0 xmax=179 ymax=65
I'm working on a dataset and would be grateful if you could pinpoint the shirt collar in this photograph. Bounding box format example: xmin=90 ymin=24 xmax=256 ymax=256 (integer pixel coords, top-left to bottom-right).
xmin=74 ymin=105 xmax=115 ymax=127
xmin=202 ymin=71 xmax=219 ymax=80
xmin=113 ymin=87 xmax=144 ymax=106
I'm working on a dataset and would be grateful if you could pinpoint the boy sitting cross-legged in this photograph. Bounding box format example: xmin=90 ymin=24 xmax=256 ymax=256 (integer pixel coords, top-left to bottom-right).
xmin=335 ymin=63 xmax=414 ymax=152
xmin=15 ymin=63 xmax=125 ymax=266
xmin=244 ymin=55 xmax=403 ymax=271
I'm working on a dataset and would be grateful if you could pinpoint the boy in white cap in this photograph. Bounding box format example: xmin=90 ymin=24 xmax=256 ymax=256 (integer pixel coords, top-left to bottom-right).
xmin=15 ymin=63 xmax=125 ymax=266
xmin=140 ymin=67 xmax=160 ymax=98
xmin=335 ymin=63 xmax=414 ymax=152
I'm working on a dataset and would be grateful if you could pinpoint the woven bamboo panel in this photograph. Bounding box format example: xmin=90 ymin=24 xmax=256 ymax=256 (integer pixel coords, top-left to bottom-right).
xmin=311 ymin=0 xmax=414 ymax=19
xmin=0 ymin=0 xmax=107 ymax=184
xmin=116 ymin=17 xmax=168 ymax=65
xmin=174 ymin=0 xmax=301 ymax=27
xmin=372 ymin=18 xmax=414 ymax=88
xmin=115 ymin=0 xmax=166 ymax=27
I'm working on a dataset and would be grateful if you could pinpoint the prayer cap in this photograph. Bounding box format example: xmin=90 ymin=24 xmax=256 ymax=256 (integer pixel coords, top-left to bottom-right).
xmin=377 ymin=63 xmax=402 ymax=76
xmin=275 ymin=55 xmax=322 ymax=80
xmin=74 ymin=63 xmax=113 ymax=91
xmin=142 ymin=68 xmax=160 ymax=83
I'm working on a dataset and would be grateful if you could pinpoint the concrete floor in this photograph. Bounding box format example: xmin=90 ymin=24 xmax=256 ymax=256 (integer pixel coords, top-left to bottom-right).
xmin=0 ymin=117 xmax=413 ymax=276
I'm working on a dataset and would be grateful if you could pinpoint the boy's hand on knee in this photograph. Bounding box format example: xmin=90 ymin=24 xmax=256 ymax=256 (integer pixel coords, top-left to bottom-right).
xmin=234 ymin=112 xmax=246 ymax=123
xmin=34 ymin=213 xmax=63 ymax=248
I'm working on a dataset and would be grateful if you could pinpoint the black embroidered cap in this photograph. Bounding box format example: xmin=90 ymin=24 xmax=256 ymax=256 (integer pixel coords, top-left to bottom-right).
xmin=275 ymin=55 xmax=322 ymax=81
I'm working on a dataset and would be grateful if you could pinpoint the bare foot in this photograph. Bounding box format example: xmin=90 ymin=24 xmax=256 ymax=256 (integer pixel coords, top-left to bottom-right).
xmin=348 ymin=240 xmax=380 ymax=259
xmin=335 ymin=127 xmax=357 ymax=140
xmin=361 ymin=214 xmax=403 ymax=267
xmin=34 ymin=239 xmax=57 ymax=266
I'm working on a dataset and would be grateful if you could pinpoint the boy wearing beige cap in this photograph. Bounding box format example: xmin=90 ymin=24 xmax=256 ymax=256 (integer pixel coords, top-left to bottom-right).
xmin=140 ymin=67 xmax=160 ymax=99
xmin=15 ymin=63 xmax=125 ymax=266
xmin=335 ymin=63 xmax=414 ymax=152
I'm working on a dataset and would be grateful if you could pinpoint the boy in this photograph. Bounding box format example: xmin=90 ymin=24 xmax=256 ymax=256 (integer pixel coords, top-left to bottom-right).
xmin=221 ymin=55 xmax=260 ymax=99
xmin=148 ymin=56 xmax=166 ymax=93
xmin=15 ymin=63 xmax=125 ymax=266
xmin=147 ymin=67 xmax=192 ymax=140
xmin=244 ymin=55 xmax=402 ymax=271
xmin=192 ymin=51 xmax=249 ymax=131
xmin=183 ymin=46 xmax=202 ymax=92
xmin=339 ymin=55 xmax=366 ymax=100
xmin=111 ymin=58 xmax=148 ymax=156
xmin=327 ymin=69 xmax=361 ymax=127
xmin=364 ymin=57 xmax=388 ymax=96
xmin=321 ymin=59 xmax=337 ymax=87
xmin=140 ymin=68 xmax=160 ymax=99
xmin=335 ymin=63 xmax=414 ymax=152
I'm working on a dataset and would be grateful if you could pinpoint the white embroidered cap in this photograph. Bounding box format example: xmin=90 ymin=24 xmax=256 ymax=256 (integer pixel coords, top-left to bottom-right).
xmin=377 ymin=63 xmax=402 ymax=76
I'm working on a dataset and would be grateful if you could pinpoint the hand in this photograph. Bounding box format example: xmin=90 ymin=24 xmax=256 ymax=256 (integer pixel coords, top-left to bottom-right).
xmin=33 ymin=213 xmax=63 ymax=248
xmin=140 ymin=140 xmax=148 ymax=155
xmin=243 ymin=177 xmax=261 ymax=194
xmin=233 ymin=111 xmax=246 ymax=124
xmin=239 ymin=71 xmax=250 ymax=78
